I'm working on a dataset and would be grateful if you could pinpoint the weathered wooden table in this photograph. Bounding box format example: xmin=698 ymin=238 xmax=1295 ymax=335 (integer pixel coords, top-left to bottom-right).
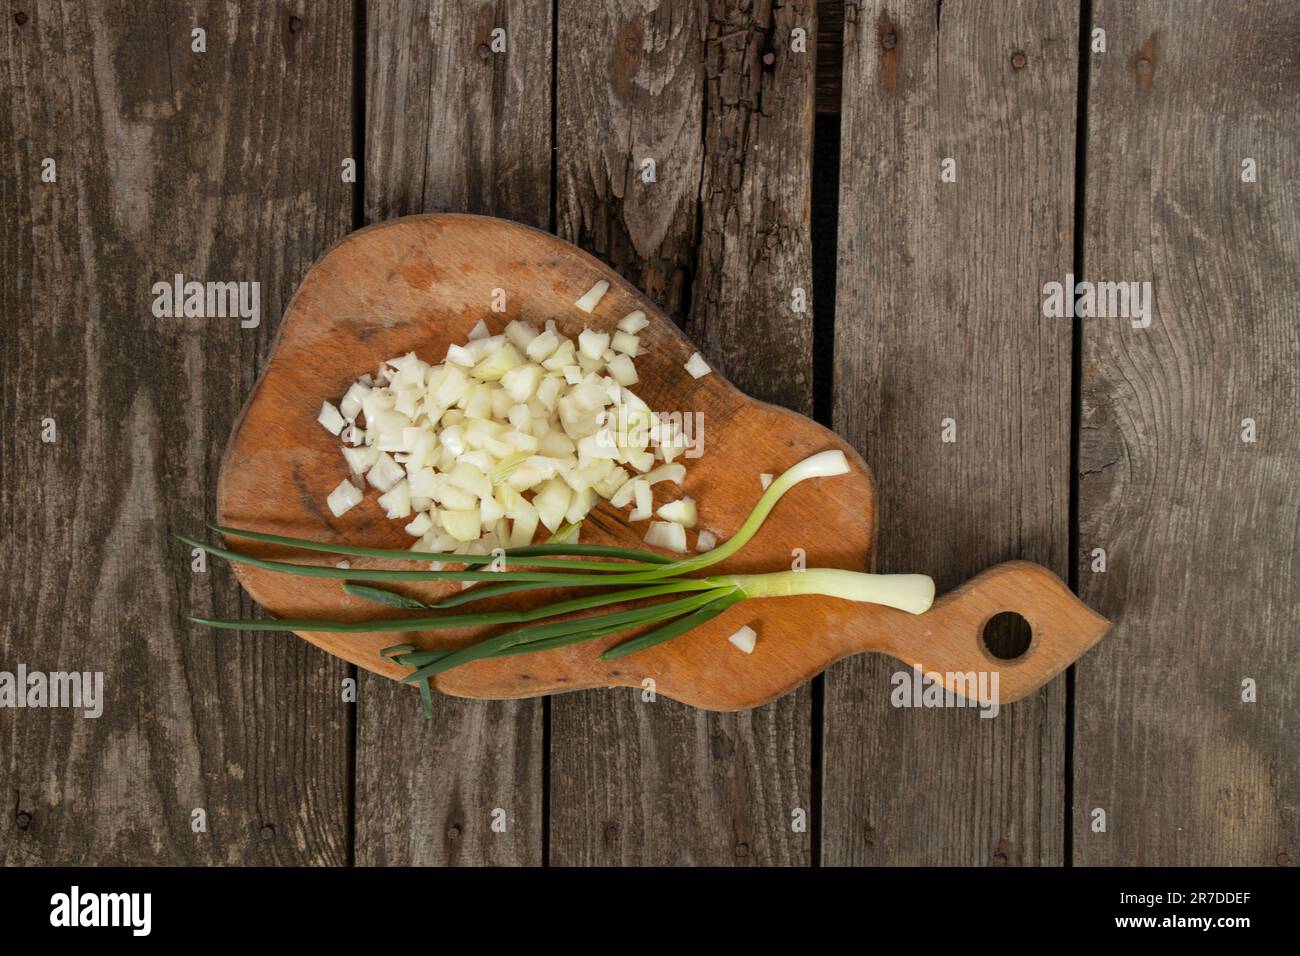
xmin=3 ymin=1 xmax=1295 ymax=866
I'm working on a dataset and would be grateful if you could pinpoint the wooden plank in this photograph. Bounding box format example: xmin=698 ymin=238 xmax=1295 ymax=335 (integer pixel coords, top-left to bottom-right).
xmin=1075 ymin=0 xmax=1300 ymax=865
xmin=825 ymin=0 xmax=1077 ymax=865
xmin=0 ymin=0 xmax=353 ymax=863
xmin=355 ymin=0 xmax=552 ymax=865
xmin=549 ymin=0 xmax=818 ymax=865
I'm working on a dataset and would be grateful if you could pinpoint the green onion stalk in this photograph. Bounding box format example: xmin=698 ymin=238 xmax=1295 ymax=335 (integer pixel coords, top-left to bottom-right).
xmin=185 ymin=450 xmax=934 ymax=716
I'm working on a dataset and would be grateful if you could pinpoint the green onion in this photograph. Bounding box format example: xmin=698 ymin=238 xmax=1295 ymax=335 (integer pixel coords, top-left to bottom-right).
xmin=187 ymin=451 xmax=936 ymax=716
xmin=180 ymin=534 xmax=653 ymax=586
xmin=399 ymin=588 xmax=734 ymax=685
xmin=209 ymin=524 xmax=663 ymax=572
xmin=191 ymin=580 xmax=725 ymax=632
xmin=599 ymin=590 xmax=746 ymax=660
xmin=346 ymin=585 xmax=431 ymax=610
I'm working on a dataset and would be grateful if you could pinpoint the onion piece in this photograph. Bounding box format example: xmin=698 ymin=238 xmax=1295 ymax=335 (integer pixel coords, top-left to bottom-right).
xmin=727 ymin=625 xmax=757 ymax=654
xmin=533 ymin=477 xmax=572 ymax=533
xmin=404 ymin=512 xmax=434 ymax=537
xmin=696 ymin=530 xmax=717 ymax=551
xmin=684 ymin=352 xmax=711 ymax=379
xmin=609 ymin=462 xmax=685 ymax=506
xmin=575 ymin=280 xmax=610 ymax=313
xmin=645 ymin=520 xmax=687 ymax=553
xmin=327 ymin=480 xmax=363 ymax=517
xmin=440 ymin=509 xmax=482 ymax=542
xmin=377 ymin=480 xmax=412 ymax=519
xmin=317 ymin=401 xmax=346 ymax=436
xmin=578 ymin=328 xmax=610 ymax=361
xmin=759 ymin=473 xmax=773 ymax=489
xmin=342 ymin=444 xmax=380 ymax=475
xmin=339 ymin=383 xmax=370 ymax=419
xmin=606 ymin=353 xmax=638 ymax=386
xmin=629 ymin=479 xmax=652 ymax=522
xmin=656 ymin=496 xmax=697 ymax=527
xmin=617 ymin=310 xmax=649 ymax=334
xmin=611 ymin=331 xmax=640 ymax=355
xmin=367 ymin=453 xmax=405 ymax=492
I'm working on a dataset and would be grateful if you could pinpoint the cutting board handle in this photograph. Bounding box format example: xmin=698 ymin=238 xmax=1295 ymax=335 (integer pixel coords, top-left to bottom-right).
xmin=869 ymin=561 xmax=1110 ymax=705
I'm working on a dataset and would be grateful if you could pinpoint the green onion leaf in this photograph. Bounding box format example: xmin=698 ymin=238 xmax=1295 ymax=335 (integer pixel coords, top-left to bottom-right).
xmin=599 ymin=591 xmax=745 ymax=660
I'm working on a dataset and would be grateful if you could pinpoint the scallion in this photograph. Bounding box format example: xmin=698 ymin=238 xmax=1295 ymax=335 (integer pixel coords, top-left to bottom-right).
xmin=187 ymin=451 xmax=935 ymax=715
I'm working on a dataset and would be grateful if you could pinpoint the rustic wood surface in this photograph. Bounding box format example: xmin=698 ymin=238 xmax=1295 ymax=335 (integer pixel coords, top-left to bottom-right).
xmin=1 ymin=0 xmax=354 ymax=864
xmin=2 ymin=0 xmax=1294 ymax=867
xmin=1075 ymin=0 xmax=1299 ymax=866
xmin=827 ymin=0 xmax=1078 ymax=866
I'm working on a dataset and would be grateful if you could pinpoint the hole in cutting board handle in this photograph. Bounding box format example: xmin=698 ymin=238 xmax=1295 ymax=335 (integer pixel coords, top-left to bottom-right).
xmin=981 ymin=611 xmax=1033 ymax=661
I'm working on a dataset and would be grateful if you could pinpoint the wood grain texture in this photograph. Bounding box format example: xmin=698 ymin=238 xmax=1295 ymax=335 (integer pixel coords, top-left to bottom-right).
xmin=1075 ymin=0 xmax=1299 ymax=866
xmin=685 ymin=0 xmax=817 ymax=415
xmin=549 ymin=0 xmax=814 ymax=864
xmin=355 ymin=0 xmax=552 ymax=866
xmin=826 ymin=0 xmax=1078 ymax=865
xmin=0 ymin=0 xmax=353 ymax=863
xmin=554 ymin=0 xmax=704 ymax=320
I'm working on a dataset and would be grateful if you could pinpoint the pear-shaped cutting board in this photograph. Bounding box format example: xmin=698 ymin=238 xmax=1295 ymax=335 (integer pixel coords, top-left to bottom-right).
xmin=216 ymin=214 xmax=1109 ymax=711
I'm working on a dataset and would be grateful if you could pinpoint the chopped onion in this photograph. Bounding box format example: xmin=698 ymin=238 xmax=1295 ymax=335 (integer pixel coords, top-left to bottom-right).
xmin=684 ymin=352 xmax=711 ymax=379
xmin=327 ymin=479 xmax=363 ymax=517
xmin=606 ymin=353 xmax=638 ymax=386
xmin=533 ymin=477 xmax=571 ymax=533
xmin=342 ymin=444 xmax=380 ymax=475
xmin=575 ymin=279 xmax=610 ymax=313
xmin=610 ymin=462 xmax=684 ymax=507
xmin=339 ymin=383 xmax=370 ymax=419
xmin=656 ymin=496 xmax=697 ymax=527
xmin=377 ymin=480 xmax=412 ymax=519
xmin=611 ymin=331 xmax=640 ymax=355
xmin=578 ymin=328 xmax=610 ymax=361
xmin=645 ymin=520 xmax=687 ymax=553
xmin=319 ymin=283 xmax=703 ymax=558
xmin=629 ymin=479 xmax=652 ymax=522
xmin=317 ymin=401 xmax=346 ymax=436
xmin=759 ymin=473 xmax=773 ymax=489
xmin=367 ymin=453 xmax=405 ymax=492
xmin=404 ymin=512 xmax=434 ymax=537
xmin=696 ymin=530 xmax=717 ymax=551
xmin=617 ymin=310 xmax=649 ymax=334
xmin=727 ymin=625 xmax=757 ymax=654
xmin=440 ymin=509 xmax=482 ymax=542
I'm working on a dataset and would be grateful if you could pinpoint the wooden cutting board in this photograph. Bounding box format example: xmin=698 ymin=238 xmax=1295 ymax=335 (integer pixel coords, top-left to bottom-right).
xmin=215 ymin=214 xmax=1109 ymax=711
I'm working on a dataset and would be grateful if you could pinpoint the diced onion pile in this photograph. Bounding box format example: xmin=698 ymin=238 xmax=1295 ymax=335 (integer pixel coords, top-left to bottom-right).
xmin=317 ymin=283 xmax=708 ymax=557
